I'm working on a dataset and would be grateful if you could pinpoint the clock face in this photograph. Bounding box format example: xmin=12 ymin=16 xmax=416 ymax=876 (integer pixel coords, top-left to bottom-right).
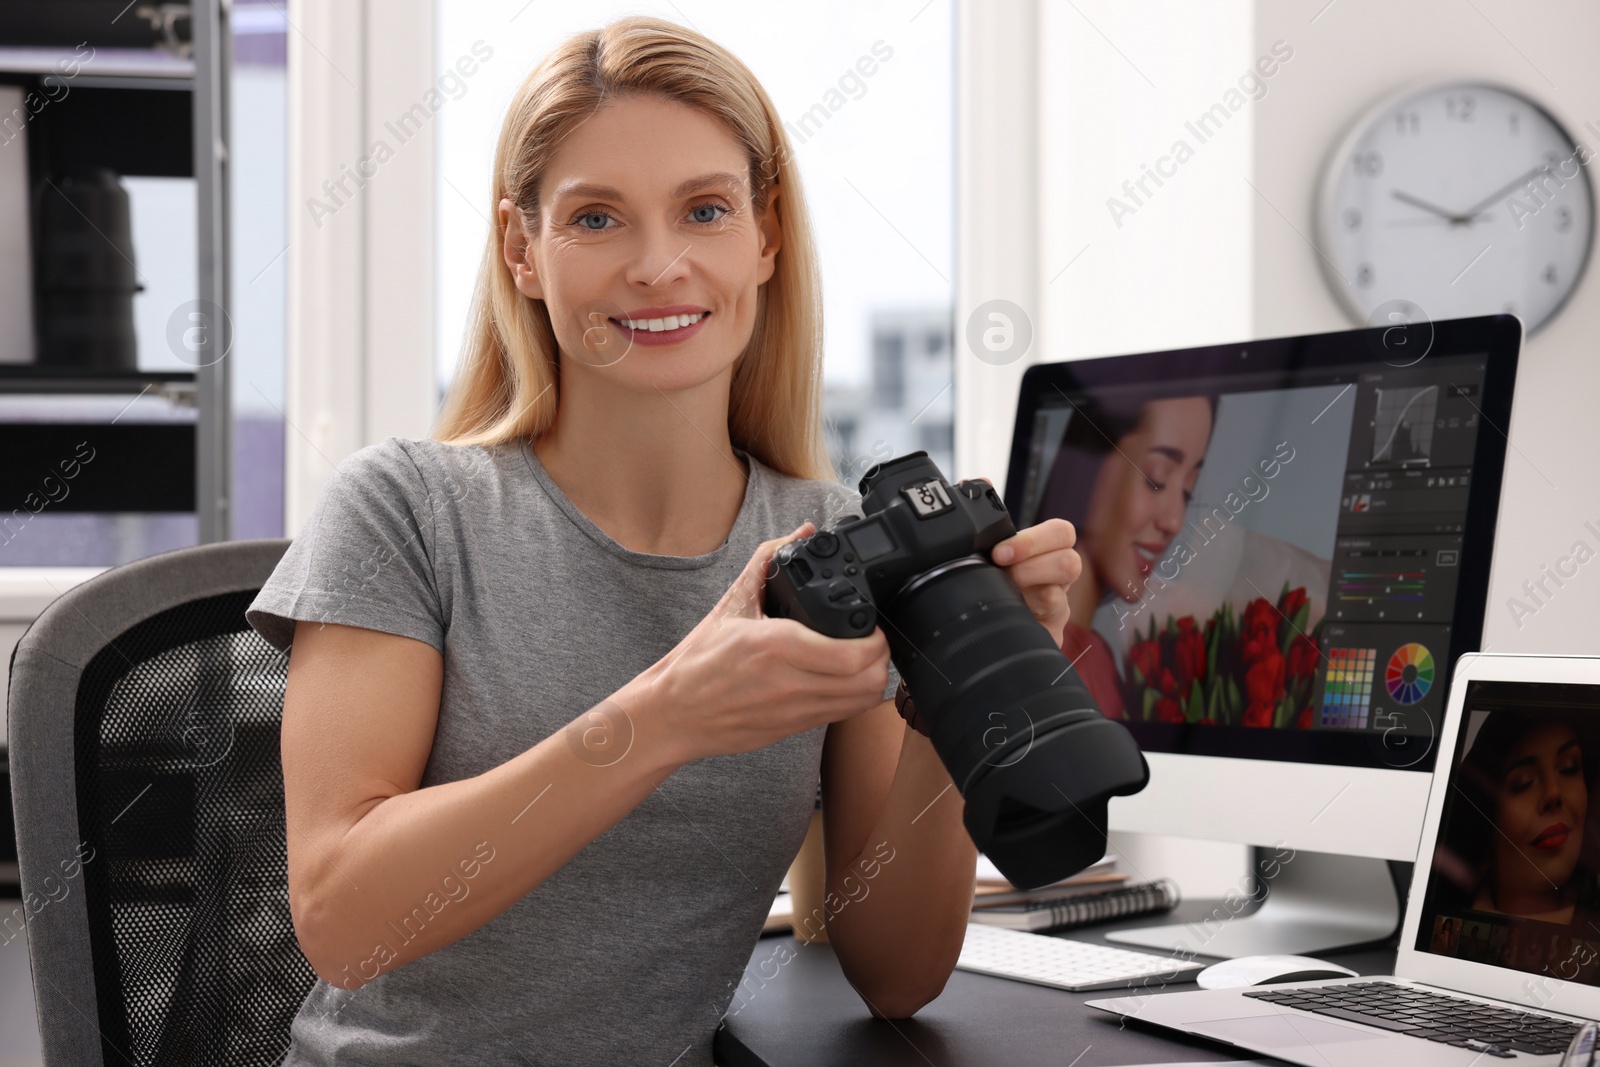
xmin=1318 ymin=81 xmax=1595 ymax=336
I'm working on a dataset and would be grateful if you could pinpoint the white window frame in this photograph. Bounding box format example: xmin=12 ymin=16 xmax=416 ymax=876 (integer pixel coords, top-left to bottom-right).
xmin=285 ymin=0 xmax=438 ymax=533
xmin=954 ymin=0 xmax=1040 ymax=484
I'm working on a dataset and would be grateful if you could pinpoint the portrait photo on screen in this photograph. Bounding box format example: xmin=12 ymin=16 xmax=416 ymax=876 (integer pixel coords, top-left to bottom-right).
xmin=1418 ymin=682 xmax=1600 ymax=986
xmin=1028 ymin=383 xmax=1352 ymax=730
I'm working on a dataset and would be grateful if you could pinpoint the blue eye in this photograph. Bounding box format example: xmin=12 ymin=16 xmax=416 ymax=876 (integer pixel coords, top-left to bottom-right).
xmin=568 ymin=201 xmax=731 ymax=231
xmin=690 ymin=202 xmax=730 ymax=225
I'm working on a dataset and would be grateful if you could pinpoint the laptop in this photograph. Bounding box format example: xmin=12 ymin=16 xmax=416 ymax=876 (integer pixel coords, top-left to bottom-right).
xmin=1088 ymin=652 xmax=1600 ymax=1064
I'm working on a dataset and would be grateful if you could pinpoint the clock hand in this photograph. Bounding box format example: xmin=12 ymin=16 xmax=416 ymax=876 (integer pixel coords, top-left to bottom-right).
xmin=1455 ymin=160 xmax=1563 ymax=221
xmin=1390 ymin=189 xmax=1470 ymax=223
xmin=1384 ymin=217 xmax=1479 ymax=228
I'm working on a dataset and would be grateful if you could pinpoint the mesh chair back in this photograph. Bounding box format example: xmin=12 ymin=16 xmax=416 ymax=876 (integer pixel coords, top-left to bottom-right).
xmin=7 ymin=539 xmax=315 ymax=1066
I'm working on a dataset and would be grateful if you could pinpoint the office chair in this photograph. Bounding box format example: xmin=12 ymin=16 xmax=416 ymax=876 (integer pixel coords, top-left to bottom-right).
xmin=7 ymin=538 xmax=317 ymax=1065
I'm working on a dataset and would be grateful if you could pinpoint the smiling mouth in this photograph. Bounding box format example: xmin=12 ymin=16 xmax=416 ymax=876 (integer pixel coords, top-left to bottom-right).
xmin=1132 ymin=543 xmax=1165 ymax=576
xmin=1533 ymin=823 xmax=1571 ymax=851
xmin=610 ymin=311 xmax=709 ymax=333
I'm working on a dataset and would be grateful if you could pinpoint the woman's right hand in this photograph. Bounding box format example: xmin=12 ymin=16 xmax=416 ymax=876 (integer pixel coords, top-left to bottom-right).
xmin=627 ymin=521 xmax=893 ymax=765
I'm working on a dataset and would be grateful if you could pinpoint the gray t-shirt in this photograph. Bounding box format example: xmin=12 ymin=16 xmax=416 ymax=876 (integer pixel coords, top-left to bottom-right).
xmin=246 ymin=435 xmax=900 ymax=1066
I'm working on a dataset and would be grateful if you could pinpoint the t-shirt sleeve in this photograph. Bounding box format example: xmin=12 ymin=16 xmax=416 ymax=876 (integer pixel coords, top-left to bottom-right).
xmin=881 ymin=651 xmax=903 ymax=703
xmin=817 ymin=480 xmax=901 ymax=704
xmin=247 ymin=438 xmax=445 ymax=654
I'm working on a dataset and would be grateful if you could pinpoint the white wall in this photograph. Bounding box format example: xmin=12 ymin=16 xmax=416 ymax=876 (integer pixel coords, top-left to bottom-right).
xmin=1251 ymin=0 xmax=1600 ymax=656
xmin=1037 ymin=0 xmax=1257 ymax=368
xmin=958 ymin=0 xmax=1258 ymax=495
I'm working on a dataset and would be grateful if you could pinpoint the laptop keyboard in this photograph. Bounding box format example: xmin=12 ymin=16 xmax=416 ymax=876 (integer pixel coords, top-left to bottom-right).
xmin=1242 ymin=980 xmax=1582 ymax=1058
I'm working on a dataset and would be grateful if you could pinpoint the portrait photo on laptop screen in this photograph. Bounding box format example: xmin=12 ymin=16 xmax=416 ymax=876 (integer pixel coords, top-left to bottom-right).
xmin=1417 ymin=680 xmax=1600 ymax=985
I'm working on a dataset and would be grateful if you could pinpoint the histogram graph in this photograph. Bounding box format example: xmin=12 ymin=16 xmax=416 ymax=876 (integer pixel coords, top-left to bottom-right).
xmin=1372 ymin=385 xmax=1438 ymax=466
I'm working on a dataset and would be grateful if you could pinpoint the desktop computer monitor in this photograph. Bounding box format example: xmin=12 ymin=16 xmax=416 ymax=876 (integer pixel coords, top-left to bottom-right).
xmin=1001 ymin=314 xmax=1522 ymax=956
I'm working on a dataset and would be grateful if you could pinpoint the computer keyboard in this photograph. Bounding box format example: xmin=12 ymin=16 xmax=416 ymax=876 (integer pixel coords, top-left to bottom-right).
xmin=1243 ymin=980 xmax=1583 ymax=1057
xmin=955 ymin=922 xmax=1206 ymax=992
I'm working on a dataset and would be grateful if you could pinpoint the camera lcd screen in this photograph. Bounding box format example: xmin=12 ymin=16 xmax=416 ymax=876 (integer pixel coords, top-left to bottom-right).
xmin=846 ymin=522 xmax=895 ymax=562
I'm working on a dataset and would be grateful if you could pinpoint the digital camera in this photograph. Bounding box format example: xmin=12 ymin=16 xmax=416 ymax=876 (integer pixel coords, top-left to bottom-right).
xmin=764 ymin=451 xmax=1149 ymax=890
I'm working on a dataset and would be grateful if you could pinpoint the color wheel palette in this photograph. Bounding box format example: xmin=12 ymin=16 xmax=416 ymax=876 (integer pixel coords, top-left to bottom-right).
xmin=1386 ymin=643 xmax=1435 ymax=705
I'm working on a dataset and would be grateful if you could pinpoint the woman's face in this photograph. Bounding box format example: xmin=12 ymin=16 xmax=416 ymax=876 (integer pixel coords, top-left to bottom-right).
xmin=1081 ymin=397 xmax=1212 ymax=602
xmin=1492 ymin=724 xmax=1588 ymax=906
xmin=500 ymin=93 xmax=780 ymax=392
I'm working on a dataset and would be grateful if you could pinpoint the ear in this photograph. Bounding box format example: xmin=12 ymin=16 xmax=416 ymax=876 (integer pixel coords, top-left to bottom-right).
xmin=754 ymin=185 xmax=783 ymax=287
xmin=499 ymin=198 xmax=544 ymax=301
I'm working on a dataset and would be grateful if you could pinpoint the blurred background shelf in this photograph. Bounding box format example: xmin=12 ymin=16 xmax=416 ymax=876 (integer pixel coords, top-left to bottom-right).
xmin=0 ymin=366 xmax=195 ymax=393
xmin=0 ymin=0 xmax=231 ymax=548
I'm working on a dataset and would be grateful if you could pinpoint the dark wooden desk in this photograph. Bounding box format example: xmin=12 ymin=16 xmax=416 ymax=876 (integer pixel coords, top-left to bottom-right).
xmin=714 ymin=900 xmax=1399 ymax=1067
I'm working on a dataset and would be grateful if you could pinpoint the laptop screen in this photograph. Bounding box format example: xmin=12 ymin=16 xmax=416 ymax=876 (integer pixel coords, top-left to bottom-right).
xmin=1416 ymin=679 xmax=1600 ymax=985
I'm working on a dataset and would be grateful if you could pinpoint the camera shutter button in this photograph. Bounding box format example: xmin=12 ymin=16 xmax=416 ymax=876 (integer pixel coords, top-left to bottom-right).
xmin=810 ymin=532 xmax=839 ymax=557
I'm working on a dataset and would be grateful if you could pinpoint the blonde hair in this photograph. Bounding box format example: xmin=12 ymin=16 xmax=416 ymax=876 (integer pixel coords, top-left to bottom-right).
xmin=433 ymin=16 xmax=833 ymax=481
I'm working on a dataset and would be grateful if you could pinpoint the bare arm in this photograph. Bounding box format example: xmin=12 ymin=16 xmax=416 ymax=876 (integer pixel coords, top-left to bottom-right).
xmin=282 ymin=619 xmax=686 ymax=989
xmin=817 ymin=702 xmax=977 ymax=1018
xmin=816 ymin=512 xmax=1083 ymax=1016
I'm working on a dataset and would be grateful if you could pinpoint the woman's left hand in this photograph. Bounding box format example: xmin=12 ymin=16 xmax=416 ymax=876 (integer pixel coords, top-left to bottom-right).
xmin=977 ymin=479 xmax=1081 ymax=649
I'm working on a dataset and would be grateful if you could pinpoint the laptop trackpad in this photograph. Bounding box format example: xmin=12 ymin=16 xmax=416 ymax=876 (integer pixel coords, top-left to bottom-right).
xmin=1192 ymin=1014 xmax=1388 ymax=1049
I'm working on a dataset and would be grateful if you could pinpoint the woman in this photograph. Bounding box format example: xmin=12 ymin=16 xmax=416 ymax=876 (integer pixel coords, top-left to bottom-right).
xmin=1429 ymin=914 xmax=1461 ymax=955
xmin=246 ymin=17 xmax=1079 ymax=1065
xmin=1445 ymin=709 xmax=1600 ymax=925
xmin=1033 ymin=394 xmax=1216 ymax=716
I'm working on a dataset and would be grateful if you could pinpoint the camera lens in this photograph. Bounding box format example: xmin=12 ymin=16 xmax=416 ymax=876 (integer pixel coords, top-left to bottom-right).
xmin=880 ymin=558 xmax=1147 ymax=889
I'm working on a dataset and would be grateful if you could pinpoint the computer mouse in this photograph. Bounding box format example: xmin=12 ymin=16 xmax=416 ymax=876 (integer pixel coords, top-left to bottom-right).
xmin=1195 ymin=954 xmax=1360 ymax=990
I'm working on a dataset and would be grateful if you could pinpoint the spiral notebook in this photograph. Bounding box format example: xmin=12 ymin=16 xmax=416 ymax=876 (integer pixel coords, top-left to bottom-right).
xmin=968 ymin=878 xmax=1180 ymax=933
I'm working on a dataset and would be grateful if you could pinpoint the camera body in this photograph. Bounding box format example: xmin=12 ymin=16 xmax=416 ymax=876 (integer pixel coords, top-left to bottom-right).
xmin=764 ymin=451 xmax=1149 ymax=890
xmin=765 ymin=459 xmax=1013 ymax=640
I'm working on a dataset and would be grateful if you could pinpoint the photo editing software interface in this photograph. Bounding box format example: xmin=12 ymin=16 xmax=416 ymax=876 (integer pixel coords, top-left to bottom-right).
xmin=1419 ymin=681 xmax=1600 ymax=988
xmin=1014 ymin=351 xmax=1489 ymax=748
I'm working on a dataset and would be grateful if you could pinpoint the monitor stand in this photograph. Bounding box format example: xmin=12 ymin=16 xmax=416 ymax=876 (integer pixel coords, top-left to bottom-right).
xmin=1104 ymin=849 xmax=1400 ymax=960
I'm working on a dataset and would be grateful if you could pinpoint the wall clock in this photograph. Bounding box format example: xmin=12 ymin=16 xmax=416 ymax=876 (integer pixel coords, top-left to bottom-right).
xmin=1316 ymin=80 xmax=1594 ymax=337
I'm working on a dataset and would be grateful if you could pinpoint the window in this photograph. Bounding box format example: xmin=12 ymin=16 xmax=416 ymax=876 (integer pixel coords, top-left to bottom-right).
xmin=871 ymin=332 xmax=906 ymax=409
xmin=229 ymin=0 xmax=289 ymax=541
xmin=917 ymin=421 xmax=953 ymax=458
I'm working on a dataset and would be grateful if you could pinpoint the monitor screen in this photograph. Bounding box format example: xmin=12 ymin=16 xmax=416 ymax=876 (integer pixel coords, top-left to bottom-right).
xmin=1415 ymin=680 xmax=1600 ymax=987
xmin=1004 ymin=315 xmax=1519 ymax=773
